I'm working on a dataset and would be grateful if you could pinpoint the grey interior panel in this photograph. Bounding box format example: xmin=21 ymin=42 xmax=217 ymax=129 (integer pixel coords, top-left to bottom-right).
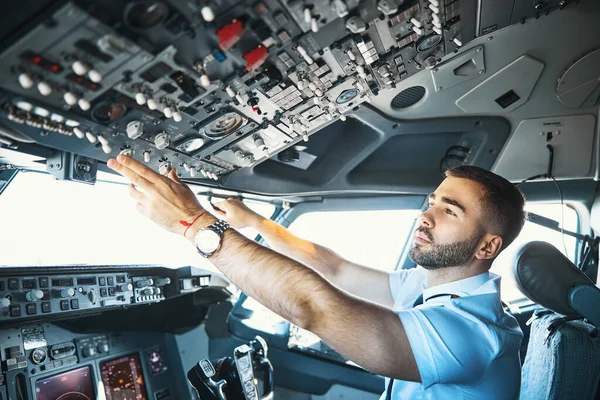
xmin=455 ymin=55 xmax=545 ymax=113
xmin=223 ymin=106 xmax=511 ymax=195
xmin=494 ymin=114 xmax=596 ymax=180
xmin=431 ymin=45 xmax=486 ymax=93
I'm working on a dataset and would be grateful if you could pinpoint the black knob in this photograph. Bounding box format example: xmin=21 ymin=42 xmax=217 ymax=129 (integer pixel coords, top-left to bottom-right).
xmin=136 ymin=279 xmax=154 ymax=288
xmin=82 ymin=347 xmax=96 ymax=357
xmin=155 ymin=277 xmax=171 ymax=287
xmin=97 ymin=343 xmax=109 ymax=353
xmin=117 ymin=283 xmax=133 ymax=292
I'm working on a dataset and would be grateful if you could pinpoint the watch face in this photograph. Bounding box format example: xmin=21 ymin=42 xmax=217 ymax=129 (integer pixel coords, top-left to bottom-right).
xmin=196 ymin=229 xmax=221 ymax=254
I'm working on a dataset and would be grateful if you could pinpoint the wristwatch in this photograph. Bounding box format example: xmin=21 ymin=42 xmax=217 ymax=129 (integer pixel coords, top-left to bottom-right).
xmin=194 ymin=220 xmax=230 ymax=258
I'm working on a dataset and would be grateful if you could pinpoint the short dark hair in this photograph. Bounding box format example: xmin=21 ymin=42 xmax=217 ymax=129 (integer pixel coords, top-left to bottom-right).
xmin=445 ymin=165 xmax=526 ymax=251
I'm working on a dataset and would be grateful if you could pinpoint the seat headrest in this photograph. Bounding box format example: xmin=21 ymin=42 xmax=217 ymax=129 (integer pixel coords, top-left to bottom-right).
xmin=512 ymin=241 xmax=596 ymax=316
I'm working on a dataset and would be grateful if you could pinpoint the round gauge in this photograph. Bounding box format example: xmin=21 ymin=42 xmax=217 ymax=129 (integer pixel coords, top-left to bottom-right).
xmin=31 ymin=348 xmax=47 ymax=365
xmin=336 ymin=89 xmax=358 ymax=104
xmin=149 ymin=351 xmax=164 ymax=374
xmin=416 ymin=34 xmax=442 ymax=52
xmin=204 ymin=112 xmax=246 ymax=139
xmin=91 ymin=102 xmax=127 ymax=123
xmin=177 ymin=137 xmax=205 ymax=153
xmin=125 ymin=1 xmax=170 ymax=30
xmin=110 ymin=368 xmax=134 ymax=389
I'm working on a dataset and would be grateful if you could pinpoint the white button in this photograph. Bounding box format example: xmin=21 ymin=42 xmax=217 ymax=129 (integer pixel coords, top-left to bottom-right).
xmin=346 ymin=50 xmax=356 ymax=61
xmin=78 ymin=98 xmax=91 ymax=111
xmin=303 ymin=133 xmax=309 ymax=142
xmin=225 ymin=86 xmax=236 ymax=97
xmin=163 ymin=106 xmax=173 ymax=118
xmin=412 ymin=26 xmax=423 ymax=36
xmin=433 ymin=26 xmax=443 ymax=35
xmin=143 ymin=151 xmax=151 ymax=163
xmin=200 ymin=6 xmax=215 ymax=22
xmin=190 ymin=168 xmax=197 ymax=177
xmin=86 ymin=132 xmax=97 ymax=143
xmin=147 ymin=98 xmax=159 ymax=110
xmin=429 ymin=3 xmax=440 ymax=13
xmin=314 ymin=88 xmax=323 ymax=97
xmin=102 ymin=144 xmax=112 ymax=154
xmin=73 ymin=127 xmax=85 ymax=139
xmin=37 ymin=81 xmax=52 ymax=96
xmin=304 ymin=7 xmax=312 ymax=23
xmin=200 ymin=74 xmax=210 ymax=87
xmin=200 ymin=169 xmax=207 ymax=177
xmin=339 ymin=114 xmax=347 ymax=121
xmin=72 ymin=60 xmax=89 ymax=76
xmin=97 ymin=135 xmax=109 ymax=146
xmin=172 ymin=110 xmax=182 ymax=122
xmin=432 ymin=20 xmax=442 ymax=29
xmin=135 ymin=92 xmax=147 ymax=105
xmin=311 ymin=17 xmax=319 ymax=33
xmin=410 ymin=18 xmax=422 ymax=28
xmin=88 ymin=69 xmax=102 ymax=83
xmin=297 ymin=80 xmax=305 ymax=90
xmin=308 ymin=82 xmax=317 ymax=91
xmin=429 ymin=0 xmax=440 ymax=6
xmin=18 ymin=73 xmax=34 ymax=89
xmin=63 ymin=92 xmax=79 ymax=106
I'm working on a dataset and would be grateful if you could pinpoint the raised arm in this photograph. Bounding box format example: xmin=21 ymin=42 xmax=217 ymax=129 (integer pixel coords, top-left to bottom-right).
xmin=213 ymin=198 xmax=394 ymax=308
xmin=106 ymin=154 xmax=420 ymax=382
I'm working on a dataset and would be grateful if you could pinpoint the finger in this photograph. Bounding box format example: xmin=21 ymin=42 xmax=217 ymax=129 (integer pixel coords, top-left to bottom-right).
xmin=108 ymin=159 xmax=153 ymax=189
xmin=128 ymin=184 xmax=146 ymax=202
xmin=116 ymin=154 xmax=162 ymax=184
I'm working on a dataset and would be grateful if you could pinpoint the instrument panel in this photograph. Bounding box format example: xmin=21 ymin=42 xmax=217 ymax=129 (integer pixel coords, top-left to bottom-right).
xmin=0 ymin=265 xmax=228 ymax=325
xmin=0 ymin=0 xmax=575 ymax=185
xmin=0 ymin=322 xmax=182 ymax=400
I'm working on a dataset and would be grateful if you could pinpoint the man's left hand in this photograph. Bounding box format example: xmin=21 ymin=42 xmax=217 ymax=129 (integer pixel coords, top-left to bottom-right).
xmin=107 ymin=154 xmax=205 ymax=236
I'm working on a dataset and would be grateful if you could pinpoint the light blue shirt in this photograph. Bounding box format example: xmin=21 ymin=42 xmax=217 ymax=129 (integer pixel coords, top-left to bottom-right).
xmin=381 ymin=268 xmax=523 ymax=400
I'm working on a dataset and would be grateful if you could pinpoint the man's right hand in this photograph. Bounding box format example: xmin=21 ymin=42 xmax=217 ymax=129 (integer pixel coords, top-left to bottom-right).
xmin=212 ymin=198 xmax=263 ymax=229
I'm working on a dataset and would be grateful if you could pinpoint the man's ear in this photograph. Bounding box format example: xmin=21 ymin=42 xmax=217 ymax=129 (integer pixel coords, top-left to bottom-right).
xmin=476 ymin=235 xmax=503 ymax=260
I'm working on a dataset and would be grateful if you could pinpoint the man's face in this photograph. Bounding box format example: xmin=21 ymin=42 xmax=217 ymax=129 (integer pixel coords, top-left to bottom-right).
xmin=409 ymin=177 xmax=488 ymax=270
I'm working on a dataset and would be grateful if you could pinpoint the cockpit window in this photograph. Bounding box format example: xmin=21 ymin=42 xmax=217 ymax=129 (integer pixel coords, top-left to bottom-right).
xmin=238 ymin=208 xmax=419 ymax=363
xmin=0 ymin=171 xmax=275 ymax=270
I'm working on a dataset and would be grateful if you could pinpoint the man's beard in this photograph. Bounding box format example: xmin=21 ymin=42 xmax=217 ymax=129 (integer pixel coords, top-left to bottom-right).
xmin=408 ymin=228 xmax=482 ymax=270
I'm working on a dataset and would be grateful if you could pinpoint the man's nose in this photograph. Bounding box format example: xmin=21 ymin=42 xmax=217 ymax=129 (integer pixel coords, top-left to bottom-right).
xmin=418 ymin=209 xmax=435 ymax=228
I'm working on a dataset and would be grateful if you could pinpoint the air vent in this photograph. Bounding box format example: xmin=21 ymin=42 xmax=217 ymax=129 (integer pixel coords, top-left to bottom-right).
xmin=391 ymin=86 xmax=426 ymax=109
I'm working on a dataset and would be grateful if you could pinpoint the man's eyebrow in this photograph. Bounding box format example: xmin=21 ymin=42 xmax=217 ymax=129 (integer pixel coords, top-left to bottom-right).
xmin=428 ymin=193 xmax=467 ymax=213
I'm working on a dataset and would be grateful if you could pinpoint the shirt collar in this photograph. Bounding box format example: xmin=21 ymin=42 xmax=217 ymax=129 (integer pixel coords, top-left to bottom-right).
xmin=422 ymin=271 xmax=490 ymax=303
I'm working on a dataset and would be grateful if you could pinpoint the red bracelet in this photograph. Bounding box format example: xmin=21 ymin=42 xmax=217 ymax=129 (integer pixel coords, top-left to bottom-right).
xmin=180 ymin=211 xmax=207 ymax=237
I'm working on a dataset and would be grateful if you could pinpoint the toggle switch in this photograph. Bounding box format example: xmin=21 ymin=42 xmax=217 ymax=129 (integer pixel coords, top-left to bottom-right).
xmin=72 ymin=60 xmax=89 ymax=76
xmin=37 ymin=81 xmax=52 ymax=96
xmin=88 ymin=69 xmax=102 ymax=83
xmin=64 ymin=92 xmax=79 ymax=106
xmin=135 ymin=92 xmax=147 ymax=105
xmin=78 ymin=98 xmax=91 ymax=111
xmin=18 ymin=73 xmax=34 ymax=89
xmin=73 ymin=127 xmax=85 ymax=139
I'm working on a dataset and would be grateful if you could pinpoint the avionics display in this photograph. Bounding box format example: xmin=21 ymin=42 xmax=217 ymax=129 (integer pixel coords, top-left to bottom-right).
xmin=35 ymin=366 xmax=96 ymax=400
xmin=100 ymin=354 xmax=148 ymax=400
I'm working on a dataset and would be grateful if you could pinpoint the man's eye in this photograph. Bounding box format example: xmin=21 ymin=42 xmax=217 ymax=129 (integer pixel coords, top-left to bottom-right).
xmin=446 ymin=209 xmax=456 ymax=216
xmin=428 ymin=202 xmax=434 ymax=208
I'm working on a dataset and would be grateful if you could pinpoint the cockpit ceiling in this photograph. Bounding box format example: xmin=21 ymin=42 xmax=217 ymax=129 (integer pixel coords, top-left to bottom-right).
xmin=0 ymin=0 xmax=597 ymax=197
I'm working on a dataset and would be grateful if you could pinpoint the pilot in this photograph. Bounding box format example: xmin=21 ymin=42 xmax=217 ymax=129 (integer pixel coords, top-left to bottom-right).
xmin=108 ymin=154 xmax=525 ymax=399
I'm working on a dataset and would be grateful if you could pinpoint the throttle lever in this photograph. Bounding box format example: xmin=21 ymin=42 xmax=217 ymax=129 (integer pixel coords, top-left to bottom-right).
xmin=188 ymin=359 xmax=228 ymax=400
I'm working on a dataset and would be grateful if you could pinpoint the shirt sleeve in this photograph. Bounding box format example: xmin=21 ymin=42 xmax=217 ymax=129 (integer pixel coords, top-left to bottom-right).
xmin=397 ymin=302 xmax=500 ymax=389
xmin=388 ymin=269 xmax=413 ymax=303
